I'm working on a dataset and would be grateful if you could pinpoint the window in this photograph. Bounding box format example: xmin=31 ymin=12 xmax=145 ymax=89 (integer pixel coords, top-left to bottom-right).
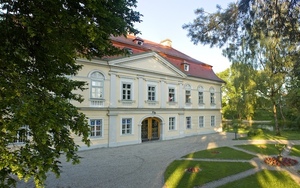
xmin=90 ymin=72 xmax=104 ymax=99
xmin=199 ymin=116 xmax=204 ymax=127
xmin=14 ymin=125 xmax=29 ymax=143
xmin=198 ymin=86 xmax=204 ymax=104
xmin=186 ymin=117 xmax=191 ymax=129
xmin=185 ymin=90 xmax=191 ymax=103
xmin=122 ymin=83 xmax=132 ymax=100
xmin=148 ymin=85 xmax=156 ymax=101
xmin=211 ymin=116 xmax=215 ymax=127
xmin=169 ymin=117 xmax=175 ymax=130
xmin=90 ymin=119 xmax=103 ymax=137
xmin=184 ymin=64 xmax=189 ymax=71
xmin=122 ymin=118 xmax=132 ymax=135
xmin=210 ymin=87 xmax=215 ymax=104
xmin=168 ymin=88 xmax=175 ymax=102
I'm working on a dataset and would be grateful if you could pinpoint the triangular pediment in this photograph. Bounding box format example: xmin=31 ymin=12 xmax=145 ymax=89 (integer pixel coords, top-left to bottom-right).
xmin=108 ymin=52 xmax=186 ymax=77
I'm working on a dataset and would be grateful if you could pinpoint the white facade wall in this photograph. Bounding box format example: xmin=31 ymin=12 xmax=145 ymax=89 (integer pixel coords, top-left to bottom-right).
xmin=72 ymin=54 xmax=223 ymax=150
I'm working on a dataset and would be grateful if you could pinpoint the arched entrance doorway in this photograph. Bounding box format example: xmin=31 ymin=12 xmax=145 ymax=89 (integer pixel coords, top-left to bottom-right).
xmin=141 ymin=117 xmax=160 ymax=142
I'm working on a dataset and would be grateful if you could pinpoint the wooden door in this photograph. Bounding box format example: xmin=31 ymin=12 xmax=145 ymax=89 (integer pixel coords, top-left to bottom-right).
xmin=141 ymin=118 xmax=160 ymax=142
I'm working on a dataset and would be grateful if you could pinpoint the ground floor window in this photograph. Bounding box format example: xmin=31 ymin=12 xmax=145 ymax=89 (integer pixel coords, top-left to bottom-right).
xmin=90 ymin=119 xmax=103 ymax=137
xmin=211 ymin=116 xmax=215 ymax=127
xmin=122 ymin=118 xmax=132 ymax=135
xmin=186 ymin=117 xmax=191 ymax=129
xmin=169 ymin=117 xmax=175 ymax=130
xmin=199 ymin=116 xmax=204 ymax=127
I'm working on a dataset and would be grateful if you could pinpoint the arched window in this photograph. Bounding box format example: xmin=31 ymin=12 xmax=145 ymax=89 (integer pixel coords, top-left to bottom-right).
xmin=198 ymin=86 xmax=204 ymax=104
xmin=90 ymin=71 xmax=104 ymax=99
xmin=209 ymin=87 xmax=215 ymax=104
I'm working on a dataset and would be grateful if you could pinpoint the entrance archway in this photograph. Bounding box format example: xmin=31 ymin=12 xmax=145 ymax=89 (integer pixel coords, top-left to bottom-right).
xmin=141 ymin=117 xmax=160 ymax=142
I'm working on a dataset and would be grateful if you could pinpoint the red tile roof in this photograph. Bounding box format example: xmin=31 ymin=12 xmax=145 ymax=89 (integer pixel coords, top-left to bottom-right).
xmin=110 ymin=35 xmax=225 ymax=83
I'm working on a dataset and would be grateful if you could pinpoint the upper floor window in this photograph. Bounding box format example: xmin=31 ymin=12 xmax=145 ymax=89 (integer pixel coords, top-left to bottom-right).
xmin=186 ymin=116 xmax=191 ymax=129
xmin=122 ymin=83 xmax=132 ymax=100
xmin=185 ymin=85 xmax=191 ymax=103
xmin=169 ymin=117 xmax=176 ymax=130
xmin=90 ymin=119 xmax=103 ymax=137
xmin=148 ymin=85 xmax=156 ymax=101
xmin=210 ymin=87 xmax=215 ymax=104
xmin=198 ymin=86 xmax=204 ymax=104
xmin=168 ymin=87 xmax=175 ymax=102
xmin=122 ymin=118 xmax=133 ymax=135
xmin=90 ymin=71 xmax=104 ymax=99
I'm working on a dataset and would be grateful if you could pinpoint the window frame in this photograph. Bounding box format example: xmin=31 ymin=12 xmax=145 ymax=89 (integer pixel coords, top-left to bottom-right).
xmin=90 ymin=71 xmax=104 ymax=99
xmin=199 ymin=116 xmax=204 ymax=128
xmin=121 ymin=118 xmax=133 ymax=135
xmin=210 ymin=87 xmax=215 ymax=105
xmin=168 ymin=117 xmax=176 ymax=130
xmin=184 ymin=64 xmax=189 ymax=71
xmin=121 ymin=82 xmax=132 ymax=100
xmin=14 ymin=125 xmax=29 ymax=143
xmin=211 ymin=116 xmax=216 ymax=127
xmin=147 ymin=85 xmax=156 ymax=101
xmin=198 ymin=86 xmax=204 ymax=104
xmin=186 ymin=116 xmax=191 ymax=129
xmin=168 ymin=87 xmax=176 ymax=102
xmin=90 ymin=119 xmax=103 ymax=138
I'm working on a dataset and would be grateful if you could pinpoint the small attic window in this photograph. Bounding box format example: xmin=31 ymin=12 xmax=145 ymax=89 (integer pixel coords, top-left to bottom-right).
xmin=133 ymin=37 xmax=144 ymax=45
xmin=184 ymin=64 xmax=189 ymax=71
xmin=123 ymin=47 xmax=133 ymax=54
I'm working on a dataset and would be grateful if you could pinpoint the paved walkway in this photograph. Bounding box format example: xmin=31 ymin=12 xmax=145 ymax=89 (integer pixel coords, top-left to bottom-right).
xmin=17 ymin=132 xmax=300 ymax=188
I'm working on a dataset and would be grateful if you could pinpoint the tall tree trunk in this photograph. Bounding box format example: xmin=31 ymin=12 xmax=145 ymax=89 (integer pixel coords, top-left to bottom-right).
xmin=273 ymin=101 xmax=280 ymax=136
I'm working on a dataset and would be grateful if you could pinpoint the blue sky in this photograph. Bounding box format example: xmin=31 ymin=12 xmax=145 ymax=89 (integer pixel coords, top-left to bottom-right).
xmin=134 ymin=0 xmax=236 ymax=73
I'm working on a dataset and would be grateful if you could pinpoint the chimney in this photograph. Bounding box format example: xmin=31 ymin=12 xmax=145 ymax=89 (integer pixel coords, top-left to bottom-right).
xmin=160 ymin=39 xmax=172 ymax=47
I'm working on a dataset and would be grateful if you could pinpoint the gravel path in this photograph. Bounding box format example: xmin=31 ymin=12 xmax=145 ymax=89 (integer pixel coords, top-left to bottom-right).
xmin=17 ymin=132 xmax=300 ymax=188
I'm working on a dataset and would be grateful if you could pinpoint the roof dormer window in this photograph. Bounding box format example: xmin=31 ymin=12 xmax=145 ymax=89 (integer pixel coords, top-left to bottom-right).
xmin=184 ymin=63 xmax=189 ymax=71
xmin=133 ymin=37 xmax=144 ymax=45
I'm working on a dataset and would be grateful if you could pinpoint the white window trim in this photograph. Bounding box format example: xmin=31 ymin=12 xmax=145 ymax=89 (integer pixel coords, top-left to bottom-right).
xmin=211 ymin=116 xmax=216 ymax=127
xmin=184 ymin=64 xmax=189 ymax=71
xmin=89 ymin=119 xmax=104 ymax=138
xmin=168 ymin=86 xmax=176 ymax=102
xmin=168 ymin=117 xmax=176 ymax=130
xmin=147 ymin=84 xmax=157 ymax=102
xmin=186 ymin=116 xmax=192 ymax=129
xmin=90 ymin=71 xmax=105 ymax=99
xmin=210 ymin=87 xmax=216 ymax=105
xmin=199 ymin=116 xmax=205 ymax=128
xmin=120 ymin=79 xmax=134 ymax=101
xmin=120 ymin=117 xmax=134 ymax=135
xmin=198 ymin=86 xmax=204 ymax=104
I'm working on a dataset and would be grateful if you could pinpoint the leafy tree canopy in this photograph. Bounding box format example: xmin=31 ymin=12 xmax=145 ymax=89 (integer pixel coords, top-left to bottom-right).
xmin=183 ymin=0 xmax=300 ymax=135
xmin=0 ymin=0 xmax=141 ymax=187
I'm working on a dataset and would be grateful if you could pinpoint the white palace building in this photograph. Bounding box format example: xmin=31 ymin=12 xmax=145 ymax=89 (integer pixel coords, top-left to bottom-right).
xmin=71 ymin=35 xmax=225 ymax=149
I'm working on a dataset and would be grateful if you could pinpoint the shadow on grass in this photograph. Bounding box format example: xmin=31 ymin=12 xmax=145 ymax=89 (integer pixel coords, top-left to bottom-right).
xmin=218 ymin=170 xmax=300 ymax=188
xmin=182 ymin=147 xmax=256 ymax=160
xmin=164 ymin=160 xmax=254 ymax=188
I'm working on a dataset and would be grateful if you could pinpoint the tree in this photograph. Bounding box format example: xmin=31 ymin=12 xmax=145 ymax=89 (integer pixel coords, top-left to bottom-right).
xmin=183 ymin=0 xmax=300 ymax=135
xmin=217 ymin=63 xmax=256 ymax=120
xmin=0 ymin=0 xmax=141 ymax=187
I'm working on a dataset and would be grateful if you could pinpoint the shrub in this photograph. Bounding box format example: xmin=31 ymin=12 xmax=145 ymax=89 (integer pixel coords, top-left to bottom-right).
xmin=247 ymin=128 xmax=264 ymax=137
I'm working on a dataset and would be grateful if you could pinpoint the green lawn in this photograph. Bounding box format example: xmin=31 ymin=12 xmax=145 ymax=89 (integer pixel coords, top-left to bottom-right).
xmin=290 ymin=145 xmax=300 ymax=157
xmin=235 ymin=130 xmax=300 ymax=140
xmin=235 ymin=144 xmax=285 ymax=155
xmin=182 ymin=147 xmax=256 ymax=160
xmin=164 ymin=160 xmax=254 ymax=188
xmin=218 ymin=170 xmax=300 ymax=188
